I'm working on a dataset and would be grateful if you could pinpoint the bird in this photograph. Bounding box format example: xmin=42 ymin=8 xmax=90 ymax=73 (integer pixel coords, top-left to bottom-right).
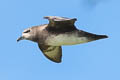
xmin=17 ymin=16 xmax=108 ymax=63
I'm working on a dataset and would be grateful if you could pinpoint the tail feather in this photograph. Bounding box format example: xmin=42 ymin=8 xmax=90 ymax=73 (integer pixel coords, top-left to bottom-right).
xmin=93 ymin=35 xmax=108 ymax=40
xmin=78 ymin=30 xmax=108 ymax=41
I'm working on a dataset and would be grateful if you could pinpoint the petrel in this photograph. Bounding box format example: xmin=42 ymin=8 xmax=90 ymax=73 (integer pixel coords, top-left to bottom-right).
xmin=17 ymin=16 xmax=108 ymax=63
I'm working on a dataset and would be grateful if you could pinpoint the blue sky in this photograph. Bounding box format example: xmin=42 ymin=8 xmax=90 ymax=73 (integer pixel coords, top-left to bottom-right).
xmin=0 ymin=0 xmax=120 ymax=80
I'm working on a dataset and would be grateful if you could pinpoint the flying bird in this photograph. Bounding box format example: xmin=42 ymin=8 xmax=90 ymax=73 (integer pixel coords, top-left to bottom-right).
xmin=17 ymin=16 xmax=108 ymax=63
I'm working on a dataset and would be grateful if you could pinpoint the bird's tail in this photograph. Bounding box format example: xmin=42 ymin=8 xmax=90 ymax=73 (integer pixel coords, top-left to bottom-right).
xmin=78 ymin=30 xmax=108 ymax=42
xmin=92 ymin=34 xmax=108 ymax=40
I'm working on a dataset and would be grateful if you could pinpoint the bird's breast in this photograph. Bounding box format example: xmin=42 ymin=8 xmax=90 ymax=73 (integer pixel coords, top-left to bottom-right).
xmin=46 ymin=32 xmax=89 ymax=46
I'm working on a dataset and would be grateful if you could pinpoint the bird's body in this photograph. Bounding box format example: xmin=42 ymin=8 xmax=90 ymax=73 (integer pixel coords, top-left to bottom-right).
xmin=17 ymin=16 xmax=108 ymax=63
xmin=46 ymin=31 xmax=87 ymax=46
xmin=42 ymin=28 xmax=94 ymax=46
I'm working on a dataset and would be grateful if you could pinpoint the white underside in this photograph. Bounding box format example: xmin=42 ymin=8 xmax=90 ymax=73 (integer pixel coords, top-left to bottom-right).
xmin=46 ymin=33 xmax=89 ymax=46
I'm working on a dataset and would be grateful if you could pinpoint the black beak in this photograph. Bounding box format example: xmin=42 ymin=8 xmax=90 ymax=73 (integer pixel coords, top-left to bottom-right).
xmin=17 ymin=36 xmax=24 ymax=42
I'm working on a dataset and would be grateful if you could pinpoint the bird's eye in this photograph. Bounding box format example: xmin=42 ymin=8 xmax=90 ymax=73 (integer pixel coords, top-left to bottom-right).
xmin=24 ymin=30 xmax=30 ymax=33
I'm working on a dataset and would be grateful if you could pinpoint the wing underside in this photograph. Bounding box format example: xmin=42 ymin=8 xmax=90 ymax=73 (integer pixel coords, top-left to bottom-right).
xmin=38 ymin=44 xmax=62 ymax=63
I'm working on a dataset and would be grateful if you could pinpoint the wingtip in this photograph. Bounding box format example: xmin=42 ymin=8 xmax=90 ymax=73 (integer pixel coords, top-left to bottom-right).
xmin=49 ymin=58 xmax=62 ymax=63
xmin=54 ymin=60 xmax=62 ymax=63
xmin=72 ymin=18 xmax=77 ymax=21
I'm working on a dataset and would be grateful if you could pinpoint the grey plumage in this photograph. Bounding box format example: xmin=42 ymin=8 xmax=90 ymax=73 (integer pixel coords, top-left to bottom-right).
xmin=17 ymin=16 xmax=108 ymax=63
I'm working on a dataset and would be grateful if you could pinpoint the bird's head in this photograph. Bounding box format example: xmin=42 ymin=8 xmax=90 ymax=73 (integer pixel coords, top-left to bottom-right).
xmin=17 ymin=27 xmax=37 ymax=42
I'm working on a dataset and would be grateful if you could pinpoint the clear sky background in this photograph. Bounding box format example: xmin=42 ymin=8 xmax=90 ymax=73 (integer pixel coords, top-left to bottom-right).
xmin=0 ymin=0 xmax=120 ymax=80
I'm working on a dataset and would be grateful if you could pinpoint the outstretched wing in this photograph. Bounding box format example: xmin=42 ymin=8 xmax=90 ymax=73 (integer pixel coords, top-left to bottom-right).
xmin=44 ymin=16 xmax=77 ymax=33
xmin=38 ymin=44 xmax=62 ymax=63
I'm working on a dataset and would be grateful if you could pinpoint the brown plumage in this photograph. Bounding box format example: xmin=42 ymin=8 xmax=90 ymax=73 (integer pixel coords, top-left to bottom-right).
xmin=17 ymin=16 xmax=108 ymax=63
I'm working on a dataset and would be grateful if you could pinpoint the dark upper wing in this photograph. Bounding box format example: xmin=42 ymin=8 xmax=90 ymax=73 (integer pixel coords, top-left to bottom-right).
xmin=44 ymin=16 xmax=77 ymax=33
xmin=38 ymin=44 xmax=62 ymax=63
